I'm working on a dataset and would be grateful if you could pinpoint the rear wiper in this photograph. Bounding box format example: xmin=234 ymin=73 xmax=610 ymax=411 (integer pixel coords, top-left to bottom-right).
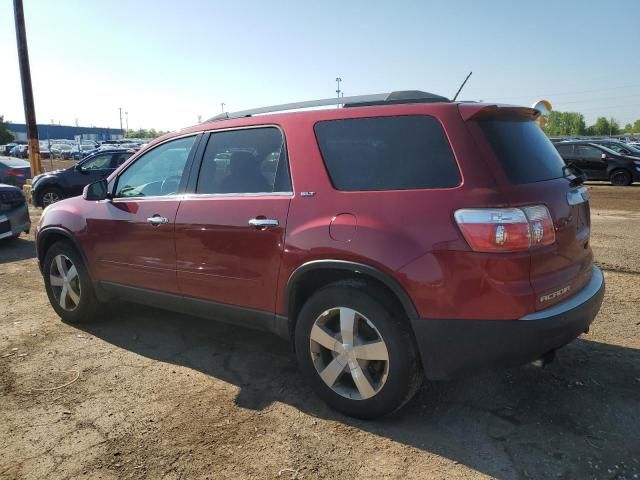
xmin=562 ymin=164 xmax=587 ymax=187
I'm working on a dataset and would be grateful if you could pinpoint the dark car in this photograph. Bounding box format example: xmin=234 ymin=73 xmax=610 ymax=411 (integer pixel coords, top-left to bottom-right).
xmin=555 ymin=141 xmax=640 ymax=186
xmin=0 ymin=157 xmax=31 ymax=188
xmin=35 ymin=91 xmax=604 ymax=418
xmin=588 ymin=139 xmax=640 ymax=158
xmin=0 ymin=183 xmax=30 ymax=240
xmin=32 ymin=149 xmax=133 ymax=207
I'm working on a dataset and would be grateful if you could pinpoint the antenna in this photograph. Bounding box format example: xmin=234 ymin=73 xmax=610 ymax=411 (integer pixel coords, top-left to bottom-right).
xmin=452 ymin=71 xmax=473 ymax=101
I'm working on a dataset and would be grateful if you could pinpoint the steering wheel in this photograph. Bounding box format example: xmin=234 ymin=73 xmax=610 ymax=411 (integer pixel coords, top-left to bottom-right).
xmin=160 ymin=176 xmax=181 ymax=195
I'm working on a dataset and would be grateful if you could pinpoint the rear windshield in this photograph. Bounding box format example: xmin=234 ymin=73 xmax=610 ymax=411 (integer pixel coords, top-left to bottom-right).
xmin=314 ymin=116 xmax=461 ymax=191
xmin=477 ymin=119 xmax=566 ymax=184
xmin=0 ymin=158 xmax=30 ymax=167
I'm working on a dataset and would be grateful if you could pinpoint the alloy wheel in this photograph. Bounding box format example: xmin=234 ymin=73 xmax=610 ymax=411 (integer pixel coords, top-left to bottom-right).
xmin=309 ymin=307 xmax=389 ymax=400
xmin=42 ymin=191 xmax=62 ymax=207
xmin=49 ymin=254 xmax=81 ymax=311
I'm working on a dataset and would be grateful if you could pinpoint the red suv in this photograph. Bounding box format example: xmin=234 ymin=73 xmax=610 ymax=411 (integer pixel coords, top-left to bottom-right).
xmin=36 ymin=91 xmax=604 ymax=419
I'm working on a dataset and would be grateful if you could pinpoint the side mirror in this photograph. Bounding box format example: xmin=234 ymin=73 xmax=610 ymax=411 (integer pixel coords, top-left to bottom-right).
xmin=83 ymin=179 xmax=109 ymax=201
xmin=601 ymin=153 xmax=607 ymax=160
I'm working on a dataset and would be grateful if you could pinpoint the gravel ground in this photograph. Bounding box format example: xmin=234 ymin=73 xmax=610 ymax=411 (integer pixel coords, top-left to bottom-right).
xmin=0 ymin=183 xmax=639 ymax=480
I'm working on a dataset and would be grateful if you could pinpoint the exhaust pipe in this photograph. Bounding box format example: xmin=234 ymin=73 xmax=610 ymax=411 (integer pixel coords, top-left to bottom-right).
xmin=530 ymin=349 xmax=556 ymax=368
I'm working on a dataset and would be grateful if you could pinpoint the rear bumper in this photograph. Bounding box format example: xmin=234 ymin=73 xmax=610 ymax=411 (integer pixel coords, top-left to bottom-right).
xmin=412 ymin=266 xmax=605 ymax=380
xmin=0 ymin=203 xmax=31 ymax=240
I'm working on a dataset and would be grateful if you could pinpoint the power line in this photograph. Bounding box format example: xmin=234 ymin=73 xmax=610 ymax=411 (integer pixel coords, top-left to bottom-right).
xmin=484 ymin=82 xmax=640 ymax=101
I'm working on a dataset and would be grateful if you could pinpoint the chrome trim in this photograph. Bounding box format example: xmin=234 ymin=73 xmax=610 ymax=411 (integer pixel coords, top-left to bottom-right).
xmin=111 ymin=194 xmax=184 ymax=203
xmin=147 ymin=215 xmax=169 ymax=225
xmin=248 ymin=218 xmax=279 ymax=228
xmin=567 ymin=186 xmax=590 ymax=206
xmin=520 ymin=266 xmax=603 ymax=321
xmin=182 ymin=191 xmax=293 ymax=199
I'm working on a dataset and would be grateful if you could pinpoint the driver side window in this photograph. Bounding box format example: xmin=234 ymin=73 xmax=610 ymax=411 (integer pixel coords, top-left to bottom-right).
xmin=115 ymin=136 xmax=195 ymax=198
xmin=82 ymin=154 xmax=112 ymax=170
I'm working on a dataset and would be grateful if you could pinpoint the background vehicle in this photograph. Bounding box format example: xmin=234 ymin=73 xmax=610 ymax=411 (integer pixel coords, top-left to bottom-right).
xmin=32 ymin=149 xmax=133 ymax=207
xmin=0 ymin=158 xmax=31 ymax=188
xmin=70 ymin=144 xmax=99 ymax=161
xmin=588 ymin=139 xmax=640 ymax=157
xmin=555 ymin=141 xmax=640 ymax=186
xmin=0 ymin=183 xmax=30 ymax=240
xmin=35 ymin=91 xmax=604 ymax=419
xmin=9 ymin=145 xmax=28 ymax=158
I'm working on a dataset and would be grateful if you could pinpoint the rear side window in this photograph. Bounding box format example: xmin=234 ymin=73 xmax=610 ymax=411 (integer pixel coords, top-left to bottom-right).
xmin=477 ymin=119 xmax=566 ymax=184
xmin=555 ymin=144 xmax=573 ymax=156
xmin=196 ymin=127 xmax=291 ymax=194
xmin=314 ymin=116 xmax=460 ymax=191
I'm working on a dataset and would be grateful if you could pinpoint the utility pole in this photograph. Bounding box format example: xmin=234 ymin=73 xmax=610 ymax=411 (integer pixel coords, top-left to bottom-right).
xmin=221 ymin=102 xmax=225 ymax=114
xmin=335 ymin=77 xmax=342 ymax=108
xmin=119 ymin=107 xmax=123 ymax=132
xmin=13 ymin=0 xmax=41 ymax=175
xmin=125 ymin=111 xmax=129 ymax=134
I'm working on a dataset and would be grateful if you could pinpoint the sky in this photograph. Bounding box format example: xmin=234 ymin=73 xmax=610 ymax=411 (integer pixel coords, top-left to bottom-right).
xmin=1 ymin=0 xmax=639 ymax=132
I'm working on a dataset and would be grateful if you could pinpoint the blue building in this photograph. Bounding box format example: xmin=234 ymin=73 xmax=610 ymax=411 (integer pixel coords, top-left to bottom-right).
xmin=7 ymin=123 xmax=123 ymax=142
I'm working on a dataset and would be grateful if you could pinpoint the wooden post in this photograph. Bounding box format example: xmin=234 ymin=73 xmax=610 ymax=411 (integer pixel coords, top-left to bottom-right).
xmin=13 ymin=0 xmax=41 ymax=175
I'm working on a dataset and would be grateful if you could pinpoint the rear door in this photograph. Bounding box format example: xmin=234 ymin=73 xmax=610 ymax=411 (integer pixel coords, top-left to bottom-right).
xmin=174 ymin=126 xmax=292 ymax=313
xmin=470 ymin=114 xmax=593 ymax=311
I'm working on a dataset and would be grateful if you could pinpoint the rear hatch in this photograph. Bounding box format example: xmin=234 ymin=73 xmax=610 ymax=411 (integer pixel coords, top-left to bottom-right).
xmin=464 ymin=105 xmax=593 ymax=311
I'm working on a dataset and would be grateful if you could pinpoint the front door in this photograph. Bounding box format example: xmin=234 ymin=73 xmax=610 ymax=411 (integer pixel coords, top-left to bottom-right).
xmin=86 ymin=135 xmax=198 ymax=294
xmin=175 ymin=127 xmax=292 ymax=312
xmin=576 ymin=144 xmax=607 ymax=180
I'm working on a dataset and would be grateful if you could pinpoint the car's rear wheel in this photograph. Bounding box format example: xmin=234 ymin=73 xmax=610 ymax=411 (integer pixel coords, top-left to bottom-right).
xmin=610 ymin=169 xmax=632 ymax=186
xmin=43 ymin=241 xmax=101 ymax=323
xmin=39 ymin=188 xmax=64 ymax=207
xmin=295 ymin=280 xmax=422 ymax=419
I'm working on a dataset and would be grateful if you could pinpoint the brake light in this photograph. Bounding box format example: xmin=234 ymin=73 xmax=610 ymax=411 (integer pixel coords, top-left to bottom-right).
xmin=454 ymin=205 xmax=555 ymax=252
xmin=6 ymin=169 xmax=24 ymax=177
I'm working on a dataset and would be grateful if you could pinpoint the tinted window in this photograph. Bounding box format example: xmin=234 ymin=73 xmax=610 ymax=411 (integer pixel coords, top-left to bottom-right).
xmin=111 ymin=152 xmax=133 ymax=167
xmin=556 ymin=144 xmax=574 ymax=156
xmin=314 ymin=116 xmax=460 ymax=191
xmin=196 ymin=127 xmax=290 ymax=194
xmin=576 ymin=145 xmax=603 ymax=159
xmin=601 ymin=143 xmax=628 ymax=154
xmin=81 ymin=154 xmax=113 ymax=170
xmin=115 ymin=136 xmax=195 ymax=198
xmin=478 ymin=119 xmax=566 ymax=184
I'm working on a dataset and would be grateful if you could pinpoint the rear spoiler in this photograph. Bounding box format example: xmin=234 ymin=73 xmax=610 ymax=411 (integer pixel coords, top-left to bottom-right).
xmin=458 ymin=103 xmax=540 ymax=121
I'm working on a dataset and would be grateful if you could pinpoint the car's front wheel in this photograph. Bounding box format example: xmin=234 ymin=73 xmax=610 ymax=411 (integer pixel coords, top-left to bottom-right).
xmin=295 ymin=280 xmax=422 ymax=419
xmin=43 ymin=241 xmax=102 ymax=323
xmin=39 ymin=187 xmax=64 ymax=208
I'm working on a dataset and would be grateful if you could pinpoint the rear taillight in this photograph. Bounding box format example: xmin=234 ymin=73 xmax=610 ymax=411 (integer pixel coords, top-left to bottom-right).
xmin=6 ymin=169 xmax=24 ymax=177
xmin=454 ymin=205 xmax=555 ymax=252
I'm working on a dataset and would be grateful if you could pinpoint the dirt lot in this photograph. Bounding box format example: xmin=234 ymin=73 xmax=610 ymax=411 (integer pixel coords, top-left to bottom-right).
xmin=1 ymin=184 xmax=639 ymax=480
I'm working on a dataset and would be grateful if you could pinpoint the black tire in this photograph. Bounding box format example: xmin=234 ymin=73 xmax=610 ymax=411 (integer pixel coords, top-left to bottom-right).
xmin=43 ymin=240 xmax=102 ymax=323
xmin=294 ymin=280 xmax=423 ymax=419
xmin=38 ymin=187 xmax=64 ymax=208
xmin=610 ymin=169 xmax=632 ymax=186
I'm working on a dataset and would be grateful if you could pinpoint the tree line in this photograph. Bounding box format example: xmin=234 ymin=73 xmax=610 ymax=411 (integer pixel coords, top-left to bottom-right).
xmin=542 ymin=111 xmax=640 ymax=137
xmin=124 ymin=128 xmax=170 ymax=139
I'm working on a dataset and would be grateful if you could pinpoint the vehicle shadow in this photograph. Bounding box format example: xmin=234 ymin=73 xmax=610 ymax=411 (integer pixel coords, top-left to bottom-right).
xmin=78 ymin=305 xmax=640 ymax=479
xmin=0 ymin=236 xmax=36 ymax=264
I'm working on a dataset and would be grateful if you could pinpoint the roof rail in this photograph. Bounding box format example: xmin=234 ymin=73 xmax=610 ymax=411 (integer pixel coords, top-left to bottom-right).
xmin=206 ymin=90 xmax=450 ymax=122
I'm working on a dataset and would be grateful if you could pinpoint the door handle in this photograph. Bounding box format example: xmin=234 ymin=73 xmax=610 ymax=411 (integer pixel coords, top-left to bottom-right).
xmin=248 ymin=218 xmax=279 ymax=229
xmin=147 ymin=215 xmax=169 ymax=225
